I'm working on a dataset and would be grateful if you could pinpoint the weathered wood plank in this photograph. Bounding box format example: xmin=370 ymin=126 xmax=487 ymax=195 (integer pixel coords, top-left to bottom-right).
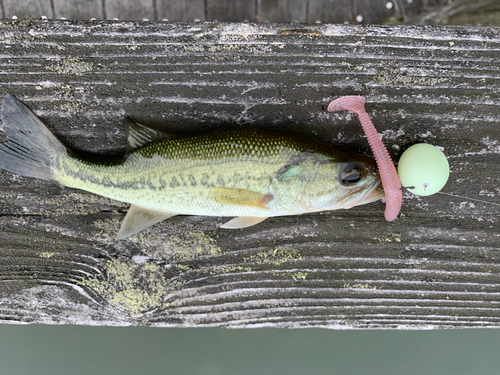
xmin=308 ymin=0 xmax=352 ymax=23
xmin=207 ymin=0 xmax=255 ymax=22
xmin=52 ymin=0 xmax=104 ymax=20
xmin=3 ymin=0 xmax=486 ymax=24
xmin=104 ymin=0 xmax=156 ymax=20
xmin=2 ymin=0 xmax=53 ymax=19
xmin=258 ymin=0 xmax=307 ymax=22
xmin=157 ymin=0 xmax=205 ymax=21
xmin=0 ymin=20 xmax=499 ymax=328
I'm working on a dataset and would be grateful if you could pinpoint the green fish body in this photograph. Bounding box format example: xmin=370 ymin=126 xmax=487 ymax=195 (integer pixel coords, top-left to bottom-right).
xmin=0 ymin=94 xmax=384 ymax=238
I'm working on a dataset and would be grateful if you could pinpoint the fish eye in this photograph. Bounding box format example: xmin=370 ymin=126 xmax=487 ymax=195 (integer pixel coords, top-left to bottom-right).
xmin=340 ymin=162 xmax=367 ymax=186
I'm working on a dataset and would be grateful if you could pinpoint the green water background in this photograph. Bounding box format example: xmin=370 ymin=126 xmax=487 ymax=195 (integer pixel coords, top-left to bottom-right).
xmin=0 ymin=325 xmax=499 ymax=374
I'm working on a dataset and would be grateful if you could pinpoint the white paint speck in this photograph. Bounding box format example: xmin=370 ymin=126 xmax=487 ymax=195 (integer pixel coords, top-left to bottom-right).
xmin=479 ymin=190 xmax=495 ymax=197
xmin=482 ymin=136 xmax=500 ymax=152
xmin=356 ymin=15 xmax=363 ymax=23
xmin=386 ymin=2 xmax=394 ymax=10
xmin=11 ymin=15 xmax=18 ymax=20
xmin=132 ymin=256 xmax=150 ymax=264
xmin=419 ymin=131 xmax=434 ymax=139
xmin=458 ymin=202 xmax=475 ymax=210
xmin=407 ymin=0 xmax=413 ymax=3
xmin=381 ymin=128 xmax=405 ymax=141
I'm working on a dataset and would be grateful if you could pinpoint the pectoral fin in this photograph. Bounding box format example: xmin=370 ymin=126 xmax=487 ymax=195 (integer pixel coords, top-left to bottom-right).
xmin=211 ymin=187 xmax=273 ymax=209
xmin=117 ymin=204 xmax=177 ymax=239
xmin=220 ymin=216 xmax=269 ymax=229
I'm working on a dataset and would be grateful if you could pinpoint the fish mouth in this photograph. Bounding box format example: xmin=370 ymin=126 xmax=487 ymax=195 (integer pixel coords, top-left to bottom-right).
xmin=359 ymin=182 xmax=385 ymax=206
xmin=343 ymin=180 xmax=385 ymax=208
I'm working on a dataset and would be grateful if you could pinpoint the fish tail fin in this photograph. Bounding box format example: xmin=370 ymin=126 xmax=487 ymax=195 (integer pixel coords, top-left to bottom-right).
xmin=0 ymin=94 xmax=66 ymax=182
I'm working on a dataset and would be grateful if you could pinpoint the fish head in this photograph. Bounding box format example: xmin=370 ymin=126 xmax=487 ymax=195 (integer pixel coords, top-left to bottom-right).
xmin=304 ymin=154 xmax=385 ymax=212
xmin=334 ymin=160 xmax=385 ymax=209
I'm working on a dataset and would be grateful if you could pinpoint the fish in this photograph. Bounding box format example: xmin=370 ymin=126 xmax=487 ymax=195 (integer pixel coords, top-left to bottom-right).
xmin=0 ymin=94 xmax=384 ymax=238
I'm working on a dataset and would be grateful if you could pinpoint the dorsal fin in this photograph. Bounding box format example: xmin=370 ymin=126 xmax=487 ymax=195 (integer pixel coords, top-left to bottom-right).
xmin=124 ymin=117 xmax=171 ymax=152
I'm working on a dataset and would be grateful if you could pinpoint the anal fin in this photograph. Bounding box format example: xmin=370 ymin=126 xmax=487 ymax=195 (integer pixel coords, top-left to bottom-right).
xmin=220 ymin=216 xmax=269 ymax=229
xmin=117 ymin=204 xmax=177 ymax=239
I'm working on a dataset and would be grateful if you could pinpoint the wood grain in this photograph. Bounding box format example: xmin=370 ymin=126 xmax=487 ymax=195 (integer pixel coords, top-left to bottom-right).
xmin=2 ymin=0 xmax=53 ymax=18
xmin=308 ymin=0 xmax=352 ymax=23
xmin=207 ymin=0 xmax=255 ymax=22
xmin=258 ymin=0 xmax=307 ymax=22
xmin=0 ymin=20 xmax=499 ymax=328
xmin=104 ymin=0 xmax=156 ymax=20
xmin=0 ymin=0 xmax=469 ymax=23
xmin=157 ymin=0 xmax=205 ymax=21
xmin=52 ymin=0 xmax=104 ymax=20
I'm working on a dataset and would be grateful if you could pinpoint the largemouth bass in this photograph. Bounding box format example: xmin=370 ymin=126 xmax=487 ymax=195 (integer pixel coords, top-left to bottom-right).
xmin=0 ymin=94 xmax=384 ymax=238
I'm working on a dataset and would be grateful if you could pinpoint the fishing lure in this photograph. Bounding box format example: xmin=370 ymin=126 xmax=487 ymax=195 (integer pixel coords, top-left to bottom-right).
xmin=328 ymin=95 xmax=402 ymax=221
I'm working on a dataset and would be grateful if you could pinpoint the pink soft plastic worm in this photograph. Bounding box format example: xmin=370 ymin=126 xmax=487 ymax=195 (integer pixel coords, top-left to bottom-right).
xmin=327 ymin=96 xmax=402 ymax=221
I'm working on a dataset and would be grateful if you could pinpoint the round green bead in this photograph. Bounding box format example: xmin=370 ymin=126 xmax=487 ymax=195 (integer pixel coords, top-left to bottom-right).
xmin=397 ymin=143 xmax=450 ymax=196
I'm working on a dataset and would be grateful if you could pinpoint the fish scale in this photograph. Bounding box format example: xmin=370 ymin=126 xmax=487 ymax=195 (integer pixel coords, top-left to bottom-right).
xmin=58 ymin=128 xmax=326 ymax=216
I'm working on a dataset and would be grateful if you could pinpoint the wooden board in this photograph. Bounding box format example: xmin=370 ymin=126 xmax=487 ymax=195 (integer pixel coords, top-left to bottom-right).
xmin=0 ymin=0 xmax=475 ymax=23
xmin=157 ymin=0 xmax=205 ymax=21
xmin=258 ymin=0 xmax=308 ymax=22
xmin=308 ymin=0 xmax=352 ymax=23
xmin=207 ymin=0 xmax=255 ymax=22
xmin=52 ymin=0 xmax=104 ymax=20
xmin=0 ymin=20 xmax=499 ymax=328
xmin=104 ymin=0 xmax=156 ymax=20
xmin=2 ymin=0 xmax=53 ymax=19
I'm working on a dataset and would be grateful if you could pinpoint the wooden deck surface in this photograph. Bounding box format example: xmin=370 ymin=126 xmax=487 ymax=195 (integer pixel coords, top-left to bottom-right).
xmin=1 ymin=0 xmax=451 ymax=23
xmin=0 ymin=20 xmax=499 ymax=328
